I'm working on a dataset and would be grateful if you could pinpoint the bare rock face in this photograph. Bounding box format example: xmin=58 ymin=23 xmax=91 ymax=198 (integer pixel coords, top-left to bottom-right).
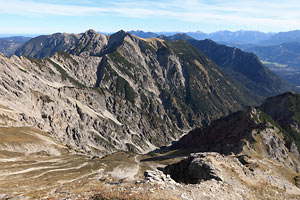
xmin=67 ymin=29 xmax=108 ymax=57
xmin=164 ymin=153 xmax=222 ymax=184
xmin=144 ymin=170 xmax=177 ymax=185
xmin=0 ymin=30 xmax=261 ymax=156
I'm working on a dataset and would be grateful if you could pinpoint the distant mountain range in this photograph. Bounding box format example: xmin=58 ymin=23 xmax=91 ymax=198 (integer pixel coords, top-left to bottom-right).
xmin=129 ymin=30 xmax=276 ymax=45
xmin=246 ymin=42 xmax=300 ymax=87
xmin=0 ymin=36 xmax=31 ymax=56
xmin=130 ymin=30 xmax=300 ymax=46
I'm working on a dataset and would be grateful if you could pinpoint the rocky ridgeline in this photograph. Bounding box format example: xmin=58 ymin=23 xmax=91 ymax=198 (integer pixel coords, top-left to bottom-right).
xmin=160 ymin=34 xmax=295 ymax=98
xmin=172 ymin=106 xmax=300 ymax=171
xmin=0 ymin=29 xmax=260 ymax=156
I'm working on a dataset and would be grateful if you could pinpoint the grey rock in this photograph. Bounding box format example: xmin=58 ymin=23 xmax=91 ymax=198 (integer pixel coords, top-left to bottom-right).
xmin=164 ymin=153 xmax=222 ymax=184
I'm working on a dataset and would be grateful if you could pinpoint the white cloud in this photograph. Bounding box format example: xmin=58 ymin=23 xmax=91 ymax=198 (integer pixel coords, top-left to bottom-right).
xmin=0 ymin=0 xmax=110 ymax=16
xmin=0 ymin=0 xmax=299 ymax=31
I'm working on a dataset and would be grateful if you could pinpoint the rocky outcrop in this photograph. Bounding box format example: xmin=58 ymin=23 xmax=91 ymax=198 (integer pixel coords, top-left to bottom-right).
xmin=172 ymin=107 xmax=300 ymax=171
xmin=144 ymin=170 xmax=177 ymax=185
xmin=160 ymin=151 xmax=300 ymax=199
xmin=164 ymin=153 xmax=222 ymax=184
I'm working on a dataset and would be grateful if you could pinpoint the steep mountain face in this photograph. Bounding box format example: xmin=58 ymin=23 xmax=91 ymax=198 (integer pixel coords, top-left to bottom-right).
xmin=0 ymin=36 xmax=31 ymax=56
xmin=0 ymin=29 xmax=261 ymax=156
xmin=259 ymin=92 xmax=300 ymax=151
xmin=15 ymin=33 xmax=81 ymax=58
xmin=172 ymin=106 xmax=300 ymax=171
xmin=184 ymin=38 xmax=295 ymax=97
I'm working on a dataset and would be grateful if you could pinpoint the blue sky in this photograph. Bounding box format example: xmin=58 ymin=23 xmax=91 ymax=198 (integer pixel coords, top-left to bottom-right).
xmin=0 ymin=0 xmax=299 ymax=35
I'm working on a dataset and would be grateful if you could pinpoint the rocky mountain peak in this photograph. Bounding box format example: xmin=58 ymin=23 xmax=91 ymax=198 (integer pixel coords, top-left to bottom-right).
xmin=67 ymin=29 xmax=108 ymax=56
xmin=106 ymin=30 xmax=129 ymax=49
xmin=85 ymin=29 xmax=98 ymax=36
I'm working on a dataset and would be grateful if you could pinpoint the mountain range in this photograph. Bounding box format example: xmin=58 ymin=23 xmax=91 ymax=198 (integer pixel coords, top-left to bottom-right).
xmin=129 ymin=30 xmax=300 ymax=45
xmin=2 ymin=30 xmax=300 ymax=90
xmin=93 ymin=30 xmax=300 ymax=89
xmin=159 ymin=33 xmax=295 ymax=97
xmin=1 ymin=29 xmax=300 ymax=199
xmin=1 ymin=29 xmax=266 ymax=156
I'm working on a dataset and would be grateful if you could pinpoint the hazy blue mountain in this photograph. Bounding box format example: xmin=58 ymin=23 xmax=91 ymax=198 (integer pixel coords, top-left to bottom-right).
xmin=128 ymin=30 xmax=158 ymax=38
xmin=247 ymin=42 xmax=300 ymax=86
xmin=248 ymin=42 xmax=300 ymax=65
xmin=261 ymin=30 xmax=300 ymax=45
xmin=208 ymin=30 xmax=274 ymax=44
xmin=128 ymin=30 xmax=274 ymax=45
xmin=0 ymin=36 xmax=31 ymax=56
xmin=185 ymin=31 xmax=208 ymax=40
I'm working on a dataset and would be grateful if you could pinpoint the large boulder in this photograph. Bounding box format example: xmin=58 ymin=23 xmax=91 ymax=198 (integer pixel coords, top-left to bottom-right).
xmin=163 ymin=153 xmax=222 ymax=184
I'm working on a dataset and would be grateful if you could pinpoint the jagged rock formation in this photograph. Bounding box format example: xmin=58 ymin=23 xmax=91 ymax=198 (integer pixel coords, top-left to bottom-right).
xmin=164 ymin=153 xmax=222 ymax=184
xmin=0 ymin=29 xmax=261 ymax=156
xmin=15 ymin=33 xmax=81 ymax=58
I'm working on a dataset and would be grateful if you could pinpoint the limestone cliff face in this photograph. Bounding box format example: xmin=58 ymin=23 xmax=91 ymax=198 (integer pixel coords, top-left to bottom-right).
xmin=0 ymin=30 xmax=260 ymax=156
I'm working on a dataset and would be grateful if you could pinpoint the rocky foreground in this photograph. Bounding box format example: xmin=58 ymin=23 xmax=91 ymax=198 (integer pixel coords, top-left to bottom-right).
xmin=2 ymin=104 xmax=300 ymax=199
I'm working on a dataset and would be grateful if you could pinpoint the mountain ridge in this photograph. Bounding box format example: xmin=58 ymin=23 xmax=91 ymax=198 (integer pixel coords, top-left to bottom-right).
xmin=0 ymin=29 xmax=261 ymax=156
xmin=159 ymin=33 xmax=295 ymax=97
